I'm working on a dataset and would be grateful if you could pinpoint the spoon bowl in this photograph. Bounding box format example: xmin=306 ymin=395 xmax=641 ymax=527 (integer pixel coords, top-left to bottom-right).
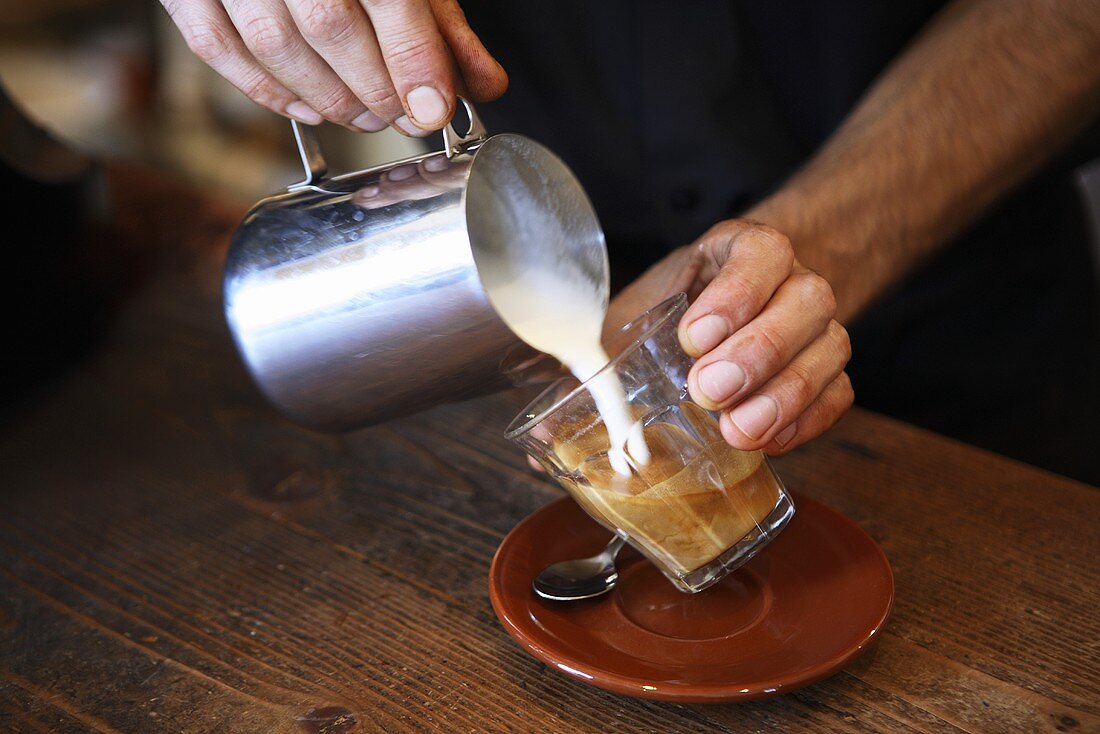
xmin=533 ymin=535 xmax=626 ymax=601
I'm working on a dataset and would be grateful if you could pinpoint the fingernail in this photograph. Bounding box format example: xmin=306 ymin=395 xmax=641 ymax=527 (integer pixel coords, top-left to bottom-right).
xmin=286 ymin=101 xmax=323 ymax=125
xmin=407 ymin=85 xmax=448 ymax=126
xmin=697 ymin=361 xmax=746 ymax=404
xmin=393 ymin=115 xmax=431 ymax=137
xmin=729 ymin=395 xmax=778 ymax=440
xmin=685 ymin=314 xmax=729 ymax=353
xmin=351 ymin=110 xmax=388 ymax=132
xmin=774 ymin=422 xmax=798 ymax=447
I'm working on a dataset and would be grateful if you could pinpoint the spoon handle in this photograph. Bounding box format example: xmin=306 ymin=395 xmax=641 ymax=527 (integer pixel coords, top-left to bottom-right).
xmin=604 ymin=534 xmax=627 ymax=558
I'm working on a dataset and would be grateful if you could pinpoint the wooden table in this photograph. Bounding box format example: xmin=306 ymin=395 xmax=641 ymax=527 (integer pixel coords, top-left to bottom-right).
xmin=1 ymin=169 xmax=1097 ymax=733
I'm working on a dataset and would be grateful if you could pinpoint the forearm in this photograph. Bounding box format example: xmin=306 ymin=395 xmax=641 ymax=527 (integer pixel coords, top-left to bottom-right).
xmin=748 ymin=0 xmax=1100 ymax=323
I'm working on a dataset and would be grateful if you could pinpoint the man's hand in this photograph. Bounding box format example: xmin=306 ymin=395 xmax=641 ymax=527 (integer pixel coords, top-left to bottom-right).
xmin=160 ymin=0 xmax=507 ymax=135
xmin=609 ymin=220 xmax=853 ymax=455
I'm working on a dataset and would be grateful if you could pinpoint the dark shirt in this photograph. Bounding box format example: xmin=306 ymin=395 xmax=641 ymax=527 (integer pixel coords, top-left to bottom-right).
xmin=461 ymin=1 xmax=1100 ymax=484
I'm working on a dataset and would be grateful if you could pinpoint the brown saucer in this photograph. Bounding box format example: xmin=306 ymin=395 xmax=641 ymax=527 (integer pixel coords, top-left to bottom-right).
xmin=489 ymin=495 xmax=893 ymax=703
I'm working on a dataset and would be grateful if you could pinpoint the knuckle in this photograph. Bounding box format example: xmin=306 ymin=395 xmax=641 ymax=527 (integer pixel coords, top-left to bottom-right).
xmin=242 ymin=14 xmax=296 ymax=60
xmin=752 ymin=325 xmax=788 ymax=370
xmin=361 ymin=0 xmax=417 ymax=14
xmin=835 ymin=372 xmax=855 ymax=410
xmin=385 ymin=33 xmax=440 ymax=70
xmin=312 ymin=91 xmax=362 ymax=122
xmin=184 ymin=22 xmax=231 ymax=64
xmin=240 ymin=73 xmax=282 ymax=108
xmin=801 ymin=272 xmax=837 ymax=317
xmin=829 ymin=320 xmax=853 ymax=362
xmin=784 ymin=363 xmax=818 ymax=407
xmin=360 ymin=85 xmax=401 ymax=113
xmin=297 ymin=1 xmax=354 ymax=44
xmin=748 ymin=224 xmax=794 ymax=262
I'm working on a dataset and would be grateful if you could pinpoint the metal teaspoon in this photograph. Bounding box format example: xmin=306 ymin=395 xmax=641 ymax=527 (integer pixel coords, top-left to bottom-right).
xmin=533 ymin=535 xmax=626 ymax=601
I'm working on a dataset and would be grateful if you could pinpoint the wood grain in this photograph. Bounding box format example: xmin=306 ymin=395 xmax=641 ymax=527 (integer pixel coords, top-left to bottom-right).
xmin=0 ymin=166 xmax=1097 ymax=733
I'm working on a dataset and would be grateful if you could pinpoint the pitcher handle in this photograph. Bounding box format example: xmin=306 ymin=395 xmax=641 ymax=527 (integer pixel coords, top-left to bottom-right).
xmin=287 ymin=96 xmax=487 ymax=191
xmin=442 ymin=97 xmax=488 ymax=158
xmin=289 ymin=119 xmax=328 ymax=190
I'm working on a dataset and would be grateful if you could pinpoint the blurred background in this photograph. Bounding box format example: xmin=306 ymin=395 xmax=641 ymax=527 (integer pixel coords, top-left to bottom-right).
xmin=0 ymin=0 xmax=426 ymax=203
xmin=2 ymin=1 xmax=1099 ymax=485
xmin=4 ymin=1 xmax=1099 ymax=278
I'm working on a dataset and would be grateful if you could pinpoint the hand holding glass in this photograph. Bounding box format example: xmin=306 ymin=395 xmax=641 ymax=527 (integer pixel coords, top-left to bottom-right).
xmin=507 ymin=294 xmax=795 ymax=593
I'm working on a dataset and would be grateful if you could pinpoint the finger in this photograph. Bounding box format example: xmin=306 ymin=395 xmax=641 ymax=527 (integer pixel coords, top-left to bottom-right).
xmin=763 ymin=372 xmax=854 ymax=455
xmin=687 ymin=267 xmax=837 ymax=410
xmin=362 ymin=0 xmax=456 ymax=131
xmin=527 ymin=455 xmax=545 ymax=473
xmin=678 ymin=221 xmax=795 ymax=358
xmin=717 ymin=320 xmax=851 ymax=451
xmin=161 ymin=0 xmax=311 ymax=121
xmin=284 ymin=0 xmax=404 ymax=129
xmin=222 ymin=0 xmax=369 ymax=129
xmin=429 ymin=0 xmax=507 ymax=101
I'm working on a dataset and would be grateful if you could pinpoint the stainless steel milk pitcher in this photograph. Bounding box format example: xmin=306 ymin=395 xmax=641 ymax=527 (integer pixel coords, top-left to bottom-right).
xmin=224 ymin=99 xmax=609 ymax=430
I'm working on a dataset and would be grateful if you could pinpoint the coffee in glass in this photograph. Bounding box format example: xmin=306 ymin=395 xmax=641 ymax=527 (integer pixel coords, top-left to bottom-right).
xmin=507 ymin=294 xmax=794 ymax=593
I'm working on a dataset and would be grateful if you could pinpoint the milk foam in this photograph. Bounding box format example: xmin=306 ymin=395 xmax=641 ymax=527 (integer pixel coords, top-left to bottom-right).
xmin=486 ymin=269 xmax=648 ymax=474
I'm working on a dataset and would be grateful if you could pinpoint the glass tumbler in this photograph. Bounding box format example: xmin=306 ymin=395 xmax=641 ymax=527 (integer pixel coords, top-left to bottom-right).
xmin=506 ymin=293 xmax=795 ymax=593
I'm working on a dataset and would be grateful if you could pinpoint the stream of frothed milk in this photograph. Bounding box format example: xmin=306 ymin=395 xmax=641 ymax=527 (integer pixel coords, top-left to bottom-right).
xmin=487 ymin=270 xmax=649 ymax=474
